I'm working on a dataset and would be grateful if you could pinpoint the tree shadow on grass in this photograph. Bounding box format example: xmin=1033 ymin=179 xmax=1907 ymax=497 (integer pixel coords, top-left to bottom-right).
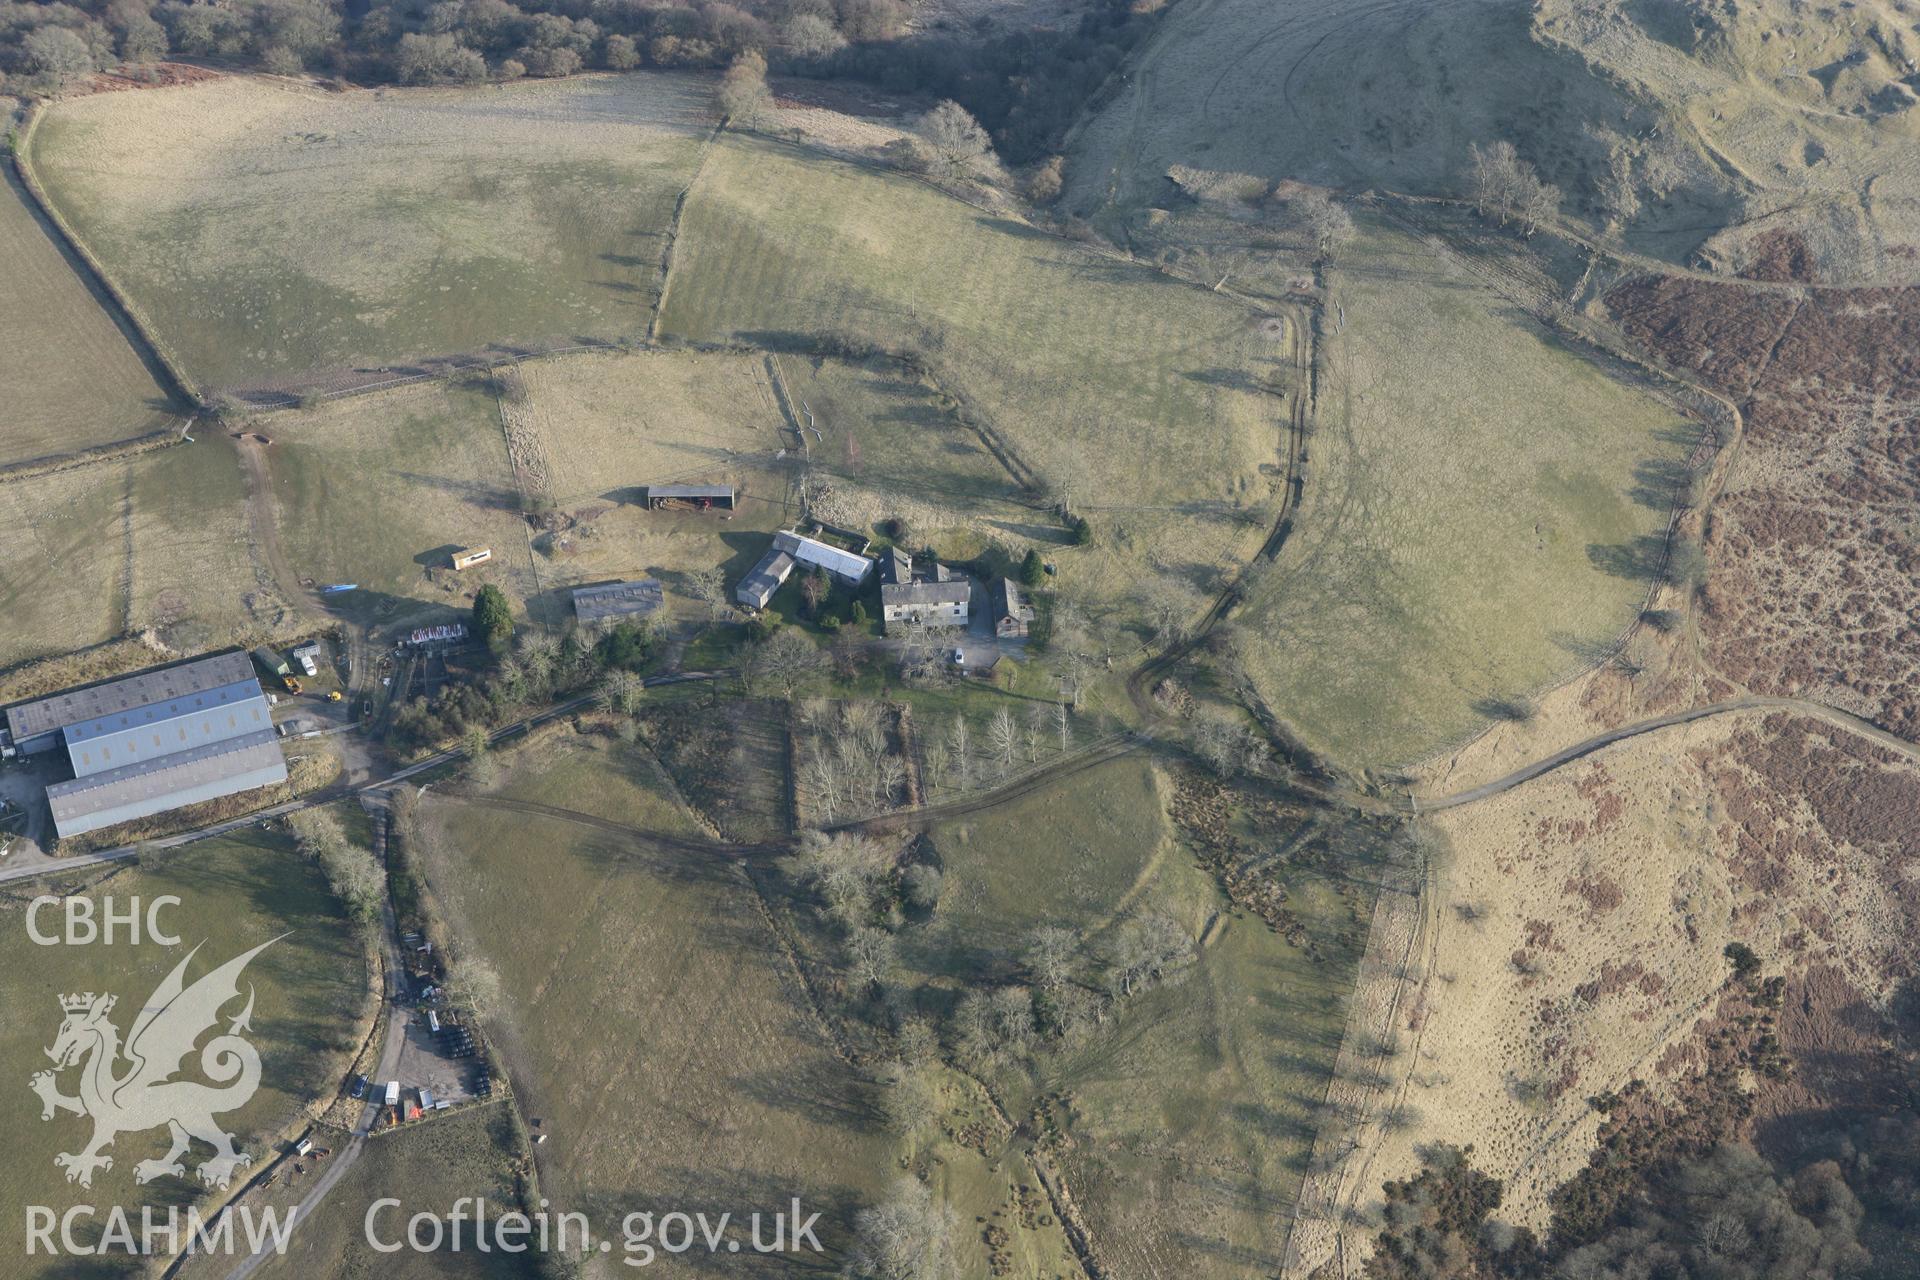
xmin=391 ymin=471 xmax=525 ymax=513
xmin=1629 ymin=455 xmax=1695 ymax=510
xmin=1587 ymin=534 xmax=1669 ymax=581
xmin=733 ymin=1058 xmax=881 ymax=1133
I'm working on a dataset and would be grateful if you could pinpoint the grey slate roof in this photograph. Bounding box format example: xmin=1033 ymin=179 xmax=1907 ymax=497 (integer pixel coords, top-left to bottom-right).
xmin=648 ymin=484 xmax=734 ymax=501
xmin=882 ymin=579 xmax=972 ymax=607
xmin=6 ymin=650 xmax=255 ymax=745
xmin=879 ymin=548 xmax=912 ymax=586
xmin=572 ymin=579 xmax=665 ymax=624
xmin=47 ymin=729 xmax=288 ymax=839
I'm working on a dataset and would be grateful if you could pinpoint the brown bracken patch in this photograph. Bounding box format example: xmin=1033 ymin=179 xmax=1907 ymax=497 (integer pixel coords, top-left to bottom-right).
xmin=1609 ymin=278 xmax=1920 ymax=738
xmin=81 ymin=62 xmax=224 ymax=95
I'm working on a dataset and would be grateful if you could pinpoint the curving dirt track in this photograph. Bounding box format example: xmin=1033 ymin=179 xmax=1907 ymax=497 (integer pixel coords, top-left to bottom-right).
xmin=1417 ymin=693 xmax=1920 ymax=811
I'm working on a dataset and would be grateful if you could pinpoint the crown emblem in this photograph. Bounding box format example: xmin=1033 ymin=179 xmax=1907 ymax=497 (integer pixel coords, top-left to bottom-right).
xmin=60 ymin=992 xmax=112 ymax=1015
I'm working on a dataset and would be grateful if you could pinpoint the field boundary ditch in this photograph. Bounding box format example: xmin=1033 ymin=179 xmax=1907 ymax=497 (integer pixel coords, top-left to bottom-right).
xmin=648 ymin=115 xmax=725 ymax=343
xmin=12 ymin=102 xmax=204 ymax=409
xmin=0 ymin=424 xmax=182 ymax=485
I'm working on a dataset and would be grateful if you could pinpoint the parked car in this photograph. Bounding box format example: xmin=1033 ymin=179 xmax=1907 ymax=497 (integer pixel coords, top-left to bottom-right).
xmin=950 ymin=647 xmax=966 ymax=666
xmin=348 ymin=1074 xmax=368 ymax=1100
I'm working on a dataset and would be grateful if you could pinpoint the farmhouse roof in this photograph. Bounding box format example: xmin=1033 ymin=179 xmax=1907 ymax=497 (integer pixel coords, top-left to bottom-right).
xmin=571 ymin=579 xmax=665 ymax=624
xmin=882 ymin=579 xmax=972 ymax=607
xmin=5 ymin=650 xmax=256 ymax=744
xmin=879 ymin=548 xmax=912 ymax=586
xmin=772 ymin=530 xmax=873 ymax=582
xmin=47 ymin=729 xmax=288 ymax=840
xmin=647 ymin=484 xmax=734 ymax=501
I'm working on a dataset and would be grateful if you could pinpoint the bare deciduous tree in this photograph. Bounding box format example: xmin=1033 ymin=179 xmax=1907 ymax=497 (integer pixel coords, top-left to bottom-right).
xmin=1295 ymin=187 xmax=1356 ymax=259
xmin=987 ymin=987 xmax=1035 ymax=1053
xmin=1103 ymin=911 xmax=1194 ymax=997
xmin=685 ymin=566 xmax=726 ymax=622
xmin=746 ymin=627 xmax=830 ymax=699
xmin=447 ymin=954 xmax=505 ymax=1021
xmin=876 ymin=753 xmax=907 ymax=811
xmin=803 ymin=746 xmax=842 ymax=822
xmin=919 ymin=100 xmax=994 ymax=180
xmin=1466 ymin=140 xmax=1560 ymax=237
xmin=788 ymin=830 xmax=894 ymax=930
xmin=946 ymin=716 xmax=972 ymax=789
xmin=1190 ymin=715 xmax=1266 ymax=777
xmin=986 ymin=707 xmax=1018 ymax=775
xmin=288 ymin=809 xmax=384 ymax=925
xmin=880 ymin=1064 xmax=940 ymax=1140
xmin=846 ymin=1178 xmax=956 ymax=1280
xmin=1024 ymin=702 xmax=1047 ymax=762
xmin=848 ymin=925 xmax=896 ymax=989
xmin=461 ymin=726 xmax=498 ymax=788
xmin=922 ymin=738 xmax=950 ymax=796
xmin=1025 ymin=926 xmax=1079 ymax=992
xmin=716 ymin=51 xmax=772 ymax=125
xmin=597 ymin=669 xmax=643 ymax=715
xmin=896 ymin=1017 xmax=938 ymax=1066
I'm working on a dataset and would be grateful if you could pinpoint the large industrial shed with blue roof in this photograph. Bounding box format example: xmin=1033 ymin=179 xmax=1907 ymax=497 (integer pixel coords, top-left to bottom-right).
xmin=3 ymin=649 xmax=288 ymax=841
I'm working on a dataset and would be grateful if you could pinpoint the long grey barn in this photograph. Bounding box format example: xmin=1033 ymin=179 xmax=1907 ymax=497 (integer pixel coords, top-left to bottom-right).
xmin=5 ymin=650 xmax=256 ymax=755
xmin=47 ymin=732 xmax=288 ymax=840
xmin=572 ymin=579 xmax=665 ymax=626
xmin=4 ymin=651 xmax=288 ymax=841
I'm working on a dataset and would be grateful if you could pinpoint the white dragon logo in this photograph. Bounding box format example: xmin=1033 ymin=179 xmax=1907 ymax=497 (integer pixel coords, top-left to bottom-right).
xmin=29 ymin=937 xmax=281 ymax=1190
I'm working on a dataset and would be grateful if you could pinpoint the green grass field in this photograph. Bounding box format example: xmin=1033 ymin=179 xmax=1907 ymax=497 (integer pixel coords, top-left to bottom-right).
xmin=413 ymin=747 xmax=894 ymax=1275
xmin=267 ymin=381 xmax=535 ymax=622
xmin=30 ymin=73 xmax=713 ymax=392
xmin=0 ymin=460 xmax=123 ymax=669
xmin=0 ymin=439 xmax=269 ymax=670
xmin=250 ymin=1105 xmax=532 ymax=1280
xmin=659 ymin=135 xmax=1284 ymax=521
xmin=1041 ymin=859 xmax=1359 ymax=1279
xmin=423 ymin=736 xmax=1098 ymax=1276
xmin=0 ymin=172 xmax=177 ymax=466
xmin=132 ymin=440 xmax=260 ymax=651
xmin=780 ymin=352 xmax=1026 ymax=506
xmin=0 ymin=837 xmax=369 ymax=1280
xmin=1232 ymin=221 xmax=1692 ymax=768
xmin=907 ymin=755 xmax=1170 ymax=978
xmin=488 ymin=731 xmax=697 ymax=832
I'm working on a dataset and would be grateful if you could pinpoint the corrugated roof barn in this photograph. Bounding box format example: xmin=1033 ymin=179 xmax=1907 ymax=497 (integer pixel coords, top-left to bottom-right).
xmin=5 ymin=649 xmax=289 ymax=841
xmin=63 ymin=679 xmax=273 ymax=777
xmin=735 ymin=550 xmax=796 ymax=609
xmin=646 ymin=484 xmax=735 ymax=508
xmin=5 ymin=650 xmax=256 ymax=754
xmin=47 ymin=730 xmax=288 ymax=840
xmin=572 ymin=579 xmax=665 ymax=625
xmin=772 ymin=530 xmax=873 ymax=584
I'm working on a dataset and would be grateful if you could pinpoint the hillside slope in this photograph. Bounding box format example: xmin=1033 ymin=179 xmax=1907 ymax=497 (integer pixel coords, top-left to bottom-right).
xmin=1068 ymin=0 xmax=1920 ymax=282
